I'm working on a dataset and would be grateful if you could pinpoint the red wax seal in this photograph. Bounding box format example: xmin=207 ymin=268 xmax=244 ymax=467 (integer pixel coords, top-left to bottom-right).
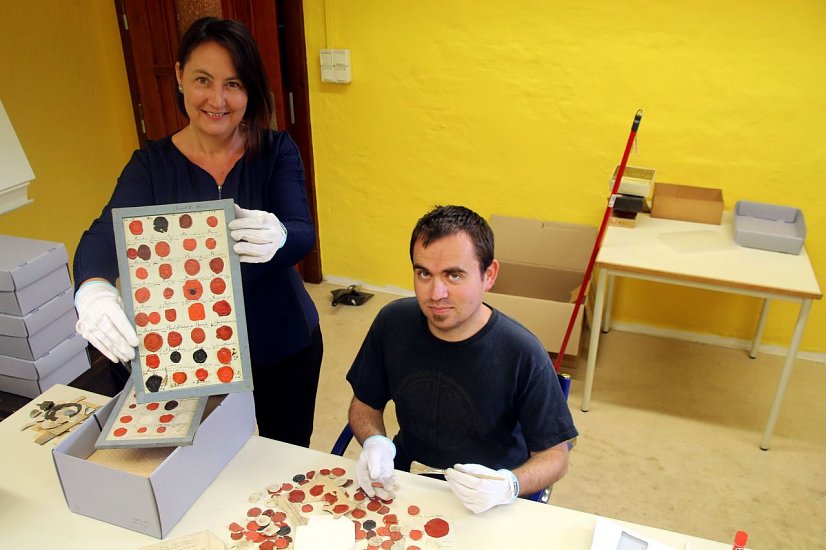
xmin=143 ymin=332 xmax=163 ymax=352
xmin=424 ymin=517 xmax=450 ymax=538
xmin=212 ymin=300 xmax=232 ymax=316
xmin=155 ymin=241 xmax=170 ymax=257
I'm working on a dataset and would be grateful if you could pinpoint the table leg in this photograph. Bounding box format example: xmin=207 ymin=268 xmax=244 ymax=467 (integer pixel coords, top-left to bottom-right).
xmin=749 ymin=299 xmax=770 ymax=359
xmin=602 ymin=273 xmax=616 ymax=333
xmin=760 ymin=298 xmax=812 ymax=450
xmin=582 ymin=268 xmax=609 ymax=412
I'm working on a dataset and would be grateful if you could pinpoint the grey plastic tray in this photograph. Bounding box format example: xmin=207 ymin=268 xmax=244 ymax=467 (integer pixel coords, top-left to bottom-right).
xmin=733 ymin=200 xmax=806 ymax=254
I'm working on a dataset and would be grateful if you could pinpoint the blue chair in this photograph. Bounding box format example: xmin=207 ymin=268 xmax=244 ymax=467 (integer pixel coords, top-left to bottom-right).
xmin=528 ymin=372 xmax=572 ymax=503
xmin=330 ymin=423 xmax=355 ymax=457
xmin=331 ymin=372 xmax=573 ymax=504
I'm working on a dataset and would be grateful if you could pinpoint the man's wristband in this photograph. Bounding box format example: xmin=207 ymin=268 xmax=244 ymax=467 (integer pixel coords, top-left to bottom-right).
xmin=364 ymin=434 xmax=396 ymax=457
xmin=499 ymin=469 xmax=519 ymax=503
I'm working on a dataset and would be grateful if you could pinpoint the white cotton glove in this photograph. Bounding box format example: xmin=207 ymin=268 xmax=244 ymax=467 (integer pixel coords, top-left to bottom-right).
xmin=444 ymin=463 xmax=519 ymax=514
xmin=228 ymin=204 xmax=287 ymax=263
xmin=74 ymin=281 xmax=139 ymax=364
xmin=356 ymin=435 xmax=400 ymax=500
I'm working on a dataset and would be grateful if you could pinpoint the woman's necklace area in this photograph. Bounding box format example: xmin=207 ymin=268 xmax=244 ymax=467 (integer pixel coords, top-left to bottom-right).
xmin=177 ymin=131 xmax=245 ymax=186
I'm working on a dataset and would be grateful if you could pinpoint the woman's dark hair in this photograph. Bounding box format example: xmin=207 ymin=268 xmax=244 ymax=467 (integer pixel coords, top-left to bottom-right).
xmin=176 ymin=17 xmax=273 ymax=155
xmin=410 ymin=205 xmax=495 ymax=275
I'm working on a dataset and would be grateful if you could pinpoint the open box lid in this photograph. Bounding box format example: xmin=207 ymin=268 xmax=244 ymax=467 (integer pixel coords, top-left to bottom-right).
xmin=52 ymin=391 xmax=255 ymax=538
xmin=490 ymin=215 xmax=597 ymax=271
xmin=0 ymin=235 xmax=68 ymax=292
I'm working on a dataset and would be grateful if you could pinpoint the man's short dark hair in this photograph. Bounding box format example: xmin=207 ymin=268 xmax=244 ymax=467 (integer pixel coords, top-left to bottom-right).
xmin=409 ymin=205 xmax=494 ymax=275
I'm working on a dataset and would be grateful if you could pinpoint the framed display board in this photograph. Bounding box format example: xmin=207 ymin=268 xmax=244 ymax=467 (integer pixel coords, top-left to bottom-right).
xmin=95 ymin=378 xmax=207 ymax=449
xmin=112 ymin=199 xmax=253 ymax=403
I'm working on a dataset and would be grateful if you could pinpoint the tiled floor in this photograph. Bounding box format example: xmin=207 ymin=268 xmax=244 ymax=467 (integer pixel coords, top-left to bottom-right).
xmin=306 ymin=281 xmax=826 ymax=549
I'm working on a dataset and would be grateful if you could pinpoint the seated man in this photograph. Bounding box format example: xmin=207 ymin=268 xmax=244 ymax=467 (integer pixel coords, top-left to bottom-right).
xmin=346 ymin=205 xmax=578 ymax=514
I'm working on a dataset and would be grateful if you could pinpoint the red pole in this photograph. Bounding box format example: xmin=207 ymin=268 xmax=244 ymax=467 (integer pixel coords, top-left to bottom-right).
xmin=553 ymin=110 xmax=643 ymax=372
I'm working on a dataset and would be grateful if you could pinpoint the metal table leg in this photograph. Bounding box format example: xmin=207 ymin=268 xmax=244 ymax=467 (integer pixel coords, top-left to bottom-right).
xmin=749 ymin=298 xmax=769 ymax=359
xmin=602 ymin=273 xmax=616 ymax=333
xmin=582 ymin=268 xmax=609 ymax=412
xmin=760 ymin=298 xmax=812 ymax=450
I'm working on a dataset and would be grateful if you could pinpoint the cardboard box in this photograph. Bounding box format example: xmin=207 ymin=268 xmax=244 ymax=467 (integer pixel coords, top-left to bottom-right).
xmin=0 ymin=287 xmax=74 ymax=337
xmin=608 ymin=211 xmax=637 ymax=229
xmin=485 ymin=216 xmax=597 ymax=357
xmin=610 ymin=165 xmax=656 ymax=197
xmin=0 ymin=235 xmax=70 ymax=315
xmin=734 ymin=200 xmax=806 ymax=254
xmin=611 ymin=194 xmax=645 ymax=213
xmin=650 ymin=182 xmax=724 ymax=225
xmin=0 ymin=308 xmax=78 ymax=360
xmin=0 ymin=344 xmax=89 ymax=398
xmin=52 ymin=390 xmax=255 ymax=538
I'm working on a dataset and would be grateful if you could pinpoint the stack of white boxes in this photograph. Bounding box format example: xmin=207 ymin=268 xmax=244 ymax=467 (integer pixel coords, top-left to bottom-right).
xmin=0 ymin=235 xmax=90 ymax=397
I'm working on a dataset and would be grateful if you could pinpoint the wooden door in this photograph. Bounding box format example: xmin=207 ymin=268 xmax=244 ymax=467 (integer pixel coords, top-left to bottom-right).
xmin=114 ymin=0 xmax=321 ymax=283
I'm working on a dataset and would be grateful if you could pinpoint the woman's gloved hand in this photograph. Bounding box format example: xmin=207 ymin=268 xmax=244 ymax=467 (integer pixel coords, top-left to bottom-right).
xmin=74 ymin=280 xmax=139 ymax=364
xmin=444 ymin=463 xmax=519 ymax=514
xmin=356 ymin=435 xmax=399 ymax=500
xmin=228 ymin=204 xmax=287 ymax=263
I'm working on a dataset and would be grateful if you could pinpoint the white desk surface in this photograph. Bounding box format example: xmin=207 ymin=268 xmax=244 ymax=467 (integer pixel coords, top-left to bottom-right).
xmin=1 ymin=385 xmax=731 ymax=549
xmin=598 ymin=212 xmax=821 ymax=299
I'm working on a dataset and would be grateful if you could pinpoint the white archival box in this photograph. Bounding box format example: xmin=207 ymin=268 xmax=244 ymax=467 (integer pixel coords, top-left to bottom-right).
xmin=0 ymin=235 xmax=71 ymax=316
xmin=52 ymin=389 xmax=255 ymax=538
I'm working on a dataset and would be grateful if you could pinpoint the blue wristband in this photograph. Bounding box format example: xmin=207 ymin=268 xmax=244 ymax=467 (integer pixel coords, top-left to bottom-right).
xmin=277 ymin=220 xmax=288 ymax=248
xmin=364 ymin=434 xmax=396 ymax=456
xmin=498 ymin=469 xmax=519 ymax=503
xmin=74 ymin=279 xmax=115 ymax=307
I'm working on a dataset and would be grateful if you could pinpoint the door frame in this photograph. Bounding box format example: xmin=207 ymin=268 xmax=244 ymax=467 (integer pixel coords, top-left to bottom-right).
xmin=113 ymin=0 xmax=321 ymax=283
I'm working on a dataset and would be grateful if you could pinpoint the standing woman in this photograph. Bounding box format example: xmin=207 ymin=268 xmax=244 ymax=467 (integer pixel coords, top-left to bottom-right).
xmin=73 ymin=17 xmax=322 ymax=447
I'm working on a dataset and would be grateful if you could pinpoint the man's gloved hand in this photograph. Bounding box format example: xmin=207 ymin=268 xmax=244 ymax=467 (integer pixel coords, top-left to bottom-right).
xmin=356 ymin=435 xmax=399 ymax=500
xmin=228 ymin=204 xmax=287 ymax=263
xmin=74 ymin=280 xmax=139 ymax=364
xmin=444 ymin=463 xmax=519 ymax=514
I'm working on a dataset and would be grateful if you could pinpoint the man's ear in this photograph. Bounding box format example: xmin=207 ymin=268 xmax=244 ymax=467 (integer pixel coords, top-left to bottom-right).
xmin=483 ymin=259 xmax=499 ymax=291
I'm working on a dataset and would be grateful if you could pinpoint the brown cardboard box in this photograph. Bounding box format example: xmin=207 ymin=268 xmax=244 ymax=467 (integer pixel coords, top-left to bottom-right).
xmin=608 ymin=211 xmax=637 ymax=228
xmin=485 ymin=216 xmax=597 ymax=359
xmin=610 ymin=165 xmax=656 ymax=197
xmin=650 ymin=182 xmax=724 ymax=225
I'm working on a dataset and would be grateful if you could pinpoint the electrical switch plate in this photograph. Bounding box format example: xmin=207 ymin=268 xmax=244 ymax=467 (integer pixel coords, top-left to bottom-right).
xmin=320 ymin=48 xmax=352 ymax=84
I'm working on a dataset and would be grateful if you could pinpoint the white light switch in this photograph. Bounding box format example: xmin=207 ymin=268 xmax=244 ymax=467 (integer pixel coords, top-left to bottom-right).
xmin=320 ymin=48 xmax=351 ymax=84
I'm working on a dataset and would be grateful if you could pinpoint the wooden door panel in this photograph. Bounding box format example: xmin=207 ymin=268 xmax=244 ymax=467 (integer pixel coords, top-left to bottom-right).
xmin=121 ymin=0 xmax=186 ymax=140
xmin=114 ymin=0 xmax=321 ymax=282
xmin=222 ymin=0 xmax=287 ymax=131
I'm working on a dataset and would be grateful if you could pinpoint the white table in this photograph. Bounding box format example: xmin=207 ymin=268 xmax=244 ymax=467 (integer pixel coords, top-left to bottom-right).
xmin=1 ymin=385 xmax=732 ymax=548
xmin=583 ymin=213 xmax=822 ymax=449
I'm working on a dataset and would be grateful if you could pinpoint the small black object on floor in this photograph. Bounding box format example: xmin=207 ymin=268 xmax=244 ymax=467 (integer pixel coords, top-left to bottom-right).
xmin=331 ymin=285 xmax=374 ymax=307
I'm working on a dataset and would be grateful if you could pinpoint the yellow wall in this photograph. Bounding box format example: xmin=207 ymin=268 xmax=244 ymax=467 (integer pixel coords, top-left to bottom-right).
xmin=0 ymin=1 xmax=138 ymax=275
xmin=0 ymin=2 xmax=822 ymax=354
xmin=303 ymin=0 xmax=825 ymax=353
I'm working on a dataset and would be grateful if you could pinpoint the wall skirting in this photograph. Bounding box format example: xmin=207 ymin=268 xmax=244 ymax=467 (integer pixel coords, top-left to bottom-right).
xmin=602 ymin=320 xmax=825 ymax=365
xmin=320 ymin=276 xmax=825 ymax=365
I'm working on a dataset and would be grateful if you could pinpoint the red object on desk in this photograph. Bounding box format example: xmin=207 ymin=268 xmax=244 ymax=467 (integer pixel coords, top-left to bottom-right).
xmin=732 ymin=530 xmax=748 ymax=549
